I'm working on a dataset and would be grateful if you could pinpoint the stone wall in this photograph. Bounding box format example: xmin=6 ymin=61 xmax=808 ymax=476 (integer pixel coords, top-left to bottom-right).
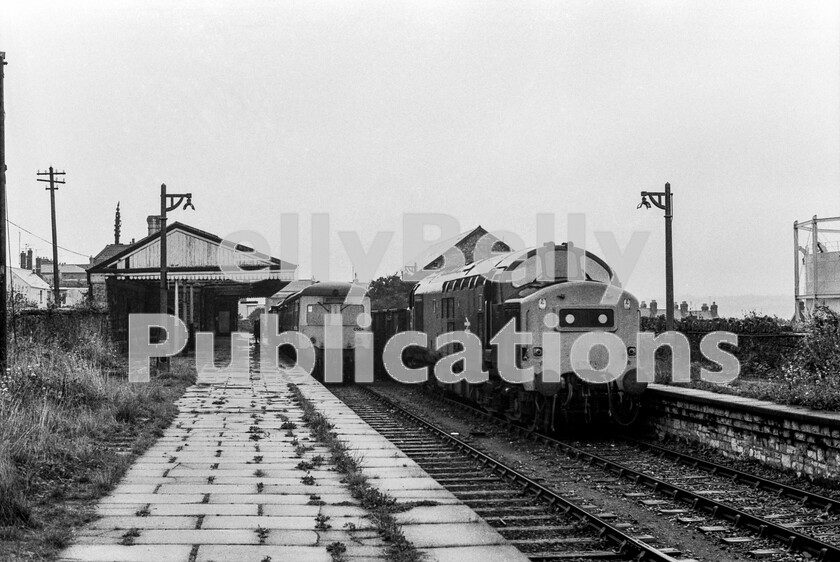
xmin=641 ymin=384 xmax=840 ymax=483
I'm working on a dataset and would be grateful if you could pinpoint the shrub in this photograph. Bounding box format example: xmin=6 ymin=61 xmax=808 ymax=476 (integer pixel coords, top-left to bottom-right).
xmin=775 ymin=306 xmax=840 ymax=410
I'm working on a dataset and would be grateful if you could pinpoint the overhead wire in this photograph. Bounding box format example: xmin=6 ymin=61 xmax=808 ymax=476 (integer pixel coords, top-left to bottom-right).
xmin=5 ymin=218 xmax=90 ymax=259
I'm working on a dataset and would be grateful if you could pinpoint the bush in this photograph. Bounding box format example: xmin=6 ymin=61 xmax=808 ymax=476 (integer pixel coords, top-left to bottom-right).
xmin=641 ymin=312 xmax=800 ymax=376
xmin=775 ymin=306 xmax=840 ymax=410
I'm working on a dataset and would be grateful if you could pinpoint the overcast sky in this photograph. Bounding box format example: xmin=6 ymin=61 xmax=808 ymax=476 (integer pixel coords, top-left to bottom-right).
xmin=2 ymin=1 xmax=838 ymax=313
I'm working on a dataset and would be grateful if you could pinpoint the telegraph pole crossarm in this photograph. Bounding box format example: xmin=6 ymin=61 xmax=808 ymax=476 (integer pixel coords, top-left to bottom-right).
xmin=36 ymin=166 xmax=66 ymax=307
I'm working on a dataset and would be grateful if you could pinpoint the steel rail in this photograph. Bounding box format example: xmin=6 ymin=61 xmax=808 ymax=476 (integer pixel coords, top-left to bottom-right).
xmin=356 ymin=386 xmax=683 ymax=562
xmin=410 ymin=388 xmax=840 ymax=562
xmin=625 ymin=438 xmax=840 ymax=514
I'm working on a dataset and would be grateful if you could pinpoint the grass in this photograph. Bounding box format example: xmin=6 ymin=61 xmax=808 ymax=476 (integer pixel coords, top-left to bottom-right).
xmin=0 ymin=334 xmax=195 ymax=560
xmin=288 ymin=383 xmax=424 ymax=562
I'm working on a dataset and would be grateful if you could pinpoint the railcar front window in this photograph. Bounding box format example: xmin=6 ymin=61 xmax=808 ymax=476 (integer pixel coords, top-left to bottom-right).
xmin=306 ymin=304 xmax=327 ymax=325
xmin=341 ymin=305 xmax=365 ymax=325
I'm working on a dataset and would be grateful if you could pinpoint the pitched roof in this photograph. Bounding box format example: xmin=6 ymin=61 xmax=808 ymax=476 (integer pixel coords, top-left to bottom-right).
xmin=420 ymin=226 xmax=512 ymax=270
xmin=89 ymin=243 xmax=130 ymax=267
xmin=8 ymin=267 xmax=51 ymax=291
xmin=88 ymin=221 xmax=297 ymax=276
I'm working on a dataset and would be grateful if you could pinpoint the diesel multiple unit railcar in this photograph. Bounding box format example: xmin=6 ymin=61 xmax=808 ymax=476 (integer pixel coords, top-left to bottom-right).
xmin=270 ymin=282 xmax=371 ymax=382
xmin=378 ymin=242 xmax=643 ymax=429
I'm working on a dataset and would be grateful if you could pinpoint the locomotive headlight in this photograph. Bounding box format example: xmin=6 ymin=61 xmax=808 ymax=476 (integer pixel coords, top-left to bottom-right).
xmin=623 ymin=298 xmax=631 ymax=309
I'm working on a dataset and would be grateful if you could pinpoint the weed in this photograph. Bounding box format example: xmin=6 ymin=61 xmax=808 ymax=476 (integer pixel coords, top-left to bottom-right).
xmin=301 ymin=474 xmax=316 ymax=485
xmin=315 ymin=513 xmax=332 ymax=530
xmin=286 ymin=384 xmax=423 ymax=562
xmin=256 ymin=482 xmax=264 ymax=493
xmin=255 ymin=525 xmax=269 ymax=544
xmin=327 ymin=541 xmax=347 ymax=561
xmin=119 ymin=528 xmax=141 ymax=546
xmin=0 ymin=332 xmax=194 ymax=559
xmin=253 ymin=469 xmax=266 ymax=477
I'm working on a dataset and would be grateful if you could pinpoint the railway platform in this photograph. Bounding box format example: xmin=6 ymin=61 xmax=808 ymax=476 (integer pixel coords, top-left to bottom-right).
xmin=58 ymin=363 xmax=528 ymax=562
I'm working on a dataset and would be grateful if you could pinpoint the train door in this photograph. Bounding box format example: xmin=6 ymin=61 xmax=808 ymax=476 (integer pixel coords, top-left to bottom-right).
xmin=413 ymin=295 xmax=424 ymax=331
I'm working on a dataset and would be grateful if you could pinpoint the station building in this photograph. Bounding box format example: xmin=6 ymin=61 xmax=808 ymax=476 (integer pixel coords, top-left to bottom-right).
xmin=87 ymin=217 xmax=295 ymax=349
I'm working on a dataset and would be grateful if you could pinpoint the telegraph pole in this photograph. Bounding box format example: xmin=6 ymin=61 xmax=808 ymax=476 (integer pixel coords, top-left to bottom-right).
xmin=36 ymin=166 xmax=65 ymax=306
xmin=0 ymin=52 xmax=8 ymax=370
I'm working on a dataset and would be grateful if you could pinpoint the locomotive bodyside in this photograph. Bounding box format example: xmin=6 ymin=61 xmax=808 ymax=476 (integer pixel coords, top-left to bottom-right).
xmin=407 ymin=242 xmax=643 ymax=428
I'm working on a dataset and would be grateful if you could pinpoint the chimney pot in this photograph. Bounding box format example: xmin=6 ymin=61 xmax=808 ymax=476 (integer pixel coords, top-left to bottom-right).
xmin=147 ymin=215 xmax=162 ymax=236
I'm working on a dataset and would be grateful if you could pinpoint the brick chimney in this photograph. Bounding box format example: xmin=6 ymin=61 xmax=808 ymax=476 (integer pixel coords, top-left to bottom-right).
xmin=147 ymin=215 xmax=162 ymax=236
xmin=26 ymin=248 xmax=33 ymax=270
xmin=650 ymin=300 xmax=658 ymax=317
xmin=19 ymin=251 xmax=25 ymax=269
xmin=680 ymin=301 xmax=689 ymax=315
xmin=711 ymin=302 xmax=718 ymax=317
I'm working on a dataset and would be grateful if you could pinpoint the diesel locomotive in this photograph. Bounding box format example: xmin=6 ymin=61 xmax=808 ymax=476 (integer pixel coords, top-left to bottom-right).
xmin=375 ymin=242 xmax=644 ymax=429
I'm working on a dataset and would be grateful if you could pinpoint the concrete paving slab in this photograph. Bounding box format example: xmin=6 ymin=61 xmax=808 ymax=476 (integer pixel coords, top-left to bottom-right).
xmin=194 ymin=545 xmax=332 ymax=562
xmin=60 ymin=365 xmax=526 ymax=562
xmin=58 ymin=545 xmax=193 ymax=562
xmin=418 ymin=545 xmax=530 ymax=562
xmin=401 ymin=523 xmax=508 ymax=547
xmin=88 ymin=516 xmax=198 ymax=530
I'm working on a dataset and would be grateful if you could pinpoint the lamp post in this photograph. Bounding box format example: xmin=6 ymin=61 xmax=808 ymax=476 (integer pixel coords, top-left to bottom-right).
xmin=638 ymin=182 xmax=674 ymax=332
xmin=158 ymin=184 xmax=194 ymax=369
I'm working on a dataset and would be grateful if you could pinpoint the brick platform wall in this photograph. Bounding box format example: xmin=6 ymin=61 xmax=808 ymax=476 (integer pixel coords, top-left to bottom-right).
xmin=640 ymin=384 xmax=840 ymax=483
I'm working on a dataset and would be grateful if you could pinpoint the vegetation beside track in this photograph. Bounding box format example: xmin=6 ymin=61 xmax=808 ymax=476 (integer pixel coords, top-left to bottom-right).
xmin=0 ymin=327 xmax=195 ymax=560
xmin=288 ymin=383 xmax=423 ymax=562
xmin=648 ymin=306 xmax=840 ymax=411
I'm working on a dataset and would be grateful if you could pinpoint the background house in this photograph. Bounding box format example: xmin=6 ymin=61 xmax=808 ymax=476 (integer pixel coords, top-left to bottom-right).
xmin=7 ymin=267 xmax=52 ymax=309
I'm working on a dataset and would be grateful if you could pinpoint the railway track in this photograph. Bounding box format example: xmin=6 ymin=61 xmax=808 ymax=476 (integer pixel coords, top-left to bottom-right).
xmin=378 ymin=384 xmax=840 ymax=562
xmin=330 ymin=385 xmax=687 ymax=562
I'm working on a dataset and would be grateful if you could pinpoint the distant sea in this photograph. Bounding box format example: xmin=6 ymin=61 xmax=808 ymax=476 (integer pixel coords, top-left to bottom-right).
xmin=648 ymin=295 xmax=794 ymax=320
